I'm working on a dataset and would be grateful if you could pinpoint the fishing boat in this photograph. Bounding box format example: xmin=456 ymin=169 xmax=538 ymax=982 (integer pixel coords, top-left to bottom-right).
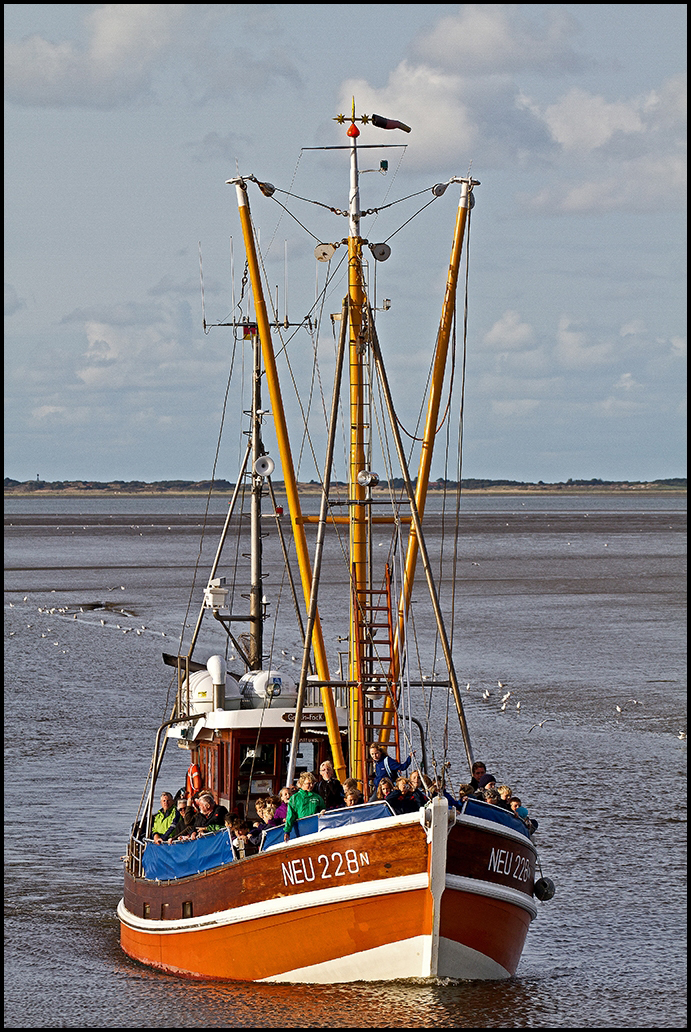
xmin=118 ymin=102 xmax=554 ymax=982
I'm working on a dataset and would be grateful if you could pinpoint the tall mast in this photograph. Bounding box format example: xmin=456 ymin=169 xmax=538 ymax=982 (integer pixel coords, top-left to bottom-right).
xmin=392 ymin=176 xmax=479 ymax=681
xmin=248 ymin=325 xmax=263 ymax=668
xmin=228 ymin=176 xmax=346 ymax=779
xmin=345 ymin=101 xmax=368 ymax=788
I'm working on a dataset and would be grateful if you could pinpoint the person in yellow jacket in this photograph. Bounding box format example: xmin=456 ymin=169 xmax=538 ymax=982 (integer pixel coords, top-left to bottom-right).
xmin=152 ymin=792 xmax=180 ymax=843
xmin=283 ymin=772 xmax=325 ymax=841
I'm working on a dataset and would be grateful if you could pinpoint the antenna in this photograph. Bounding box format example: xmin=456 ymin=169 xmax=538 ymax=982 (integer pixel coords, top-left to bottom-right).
xmin=284 ymin=240 xmax=289 ymax=328
xmin=230 ymin=236 xmax=235 ymax=323
xmin=199 ymin=242 xmax=207 ymax=333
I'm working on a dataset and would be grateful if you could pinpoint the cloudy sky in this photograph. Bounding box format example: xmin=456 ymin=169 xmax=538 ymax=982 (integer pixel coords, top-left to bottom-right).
xmin=4 ymin=4 xmax=687 ymax=483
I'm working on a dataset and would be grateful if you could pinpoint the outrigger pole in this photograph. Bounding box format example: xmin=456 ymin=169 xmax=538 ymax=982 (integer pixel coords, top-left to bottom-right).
xmin=227 ymin=176 xmax=347 ymax=782
xmin=381 ymin=176 xmax=479 ymax=753
xmin=367 ymin=307 xmax=474 ymax=771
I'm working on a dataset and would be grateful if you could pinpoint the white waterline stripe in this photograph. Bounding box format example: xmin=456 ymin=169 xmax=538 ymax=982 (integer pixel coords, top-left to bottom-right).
xmin=444 ymin=874 xmax=539 ymax=918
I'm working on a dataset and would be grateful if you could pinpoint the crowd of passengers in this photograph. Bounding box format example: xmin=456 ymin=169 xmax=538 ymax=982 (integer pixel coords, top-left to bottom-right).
xmin=149 ymin=747 xmax=536 ymax=851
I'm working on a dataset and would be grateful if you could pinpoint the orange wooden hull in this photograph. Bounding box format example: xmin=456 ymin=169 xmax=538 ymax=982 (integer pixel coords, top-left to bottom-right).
xmin=119 ymin=803 xmax=538 ymax=982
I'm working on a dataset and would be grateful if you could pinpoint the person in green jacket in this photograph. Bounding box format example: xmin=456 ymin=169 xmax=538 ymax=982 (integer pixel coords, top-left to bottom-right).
xmin=283 ymin=772 xmax=325 ymax=840
xmin=152 ymin=792 xmax=180 ymax=842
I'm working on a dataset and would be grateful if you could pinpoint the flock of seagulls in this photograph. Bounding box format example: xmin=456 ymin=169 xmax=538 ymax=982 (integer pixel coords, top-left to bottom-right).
xmin=6 ymin=594 xmax=170 ymax=645
xmin=470 ymin=680 xmax=536 ymax=728
xmin=6 ymin=599 xmax=687 ymax=742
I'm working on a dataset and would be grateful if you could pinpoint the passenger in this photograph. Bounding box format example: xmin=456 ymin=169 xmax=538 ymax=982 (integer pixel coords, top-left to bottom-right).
xmin=191 ymin=792 xmax=227 ymax=837
xmin=345 ymin=788 xmax=363 ymax=807
xmin=250 ymin=799 xmax=282 ymax=844
xmin=274 ymin=787 xmax=294 ymax=823
xmin=496 ymin=784 xmax=513 ymax=810
xmin=444 ymin=782 xmax=473 ymax=810
xmin=509 ymin=795 xmax=528 ymax=818
xmin=283 ymin=772 xmax=325 ymax=841
xmin=386 ymin=777 xmax=421 ymax=815
xmin=343 ymin=777 xmax=360 ymax=794
xmin=233 ymin=820 xmax=259 ymax=857
xmin=470 ymin=761 xmax=487 ymax=790
xmin=483 ymin=787 xmax=501 ymax=805
xmin=264 ymin=799 xmax=283 ymax=829
xmin=409 ymin=770 xmax=430 ymax=806
xmin=474 ymin=773 xmax=497 ymax=798
xmin=510 ymin=795 xmax=538 ymax=833
xmin=152 ymin=792 xmax=181 ymax=843
xmin=252 ymin=799 xmax=266 ymax=829
xmin=168 ymin=805 xmax=197 ymax=842
xmin=370 ymin=743 xmax=411 ymax=795
xmin=375 ymin=777 xmax=395 ymax=802
xmin=316 ymin=761 xmax=346 ymax=810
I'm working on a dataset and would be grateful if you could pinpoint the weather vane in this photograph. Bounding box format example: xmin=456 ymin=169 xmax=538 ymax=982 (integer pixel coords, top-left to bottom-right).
xmin=334 ymin=98 xmax=411 ymax=137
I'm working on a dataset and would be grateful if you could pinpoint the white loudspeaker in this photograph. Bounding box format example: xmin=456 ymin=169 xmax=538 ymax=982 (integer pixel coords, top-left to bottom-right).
xmin=254 ymin=455 xmax=275 ymax=478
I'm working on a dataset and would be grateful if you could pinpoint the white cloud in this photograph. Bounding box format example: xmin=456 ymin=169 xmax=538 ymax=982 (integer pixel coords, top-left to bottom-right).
xmin=73 ymin=299 xmax=227 ymax=389
xmin=340 ymin=64 xmax=479 ymax=167
xmin=518 ymin=74 xmax=687 ymax=212
xmin=414 ymin=4 xmax=585 ymax=76
xmin=4 ymin=4 xmax=187 ymax=108
xmin=483 ymin=310 xmax=535 ymax=350
xmin=620 ymin=320 xmax=646 ymax=338
xmin=522 ymin=88 xmax=645 ymax=152
xmin=555 ymin=317 xmax=614 ymax=369
xmin=614 ymin=373 xmax=639 ymax=391
xmin=490 ymin=399 xmax=540 ymax=418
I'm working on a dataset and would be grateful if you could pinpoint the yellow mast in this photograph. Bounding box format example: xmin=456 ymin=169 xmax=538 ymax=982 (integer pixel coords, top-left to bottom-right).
xmin=227 ymin=176 xmax=346 ymax=781
xmin=389 ymin=177 xmax=479 ymax=713
xmin=344 ymin=102 xmax=368 ymax=790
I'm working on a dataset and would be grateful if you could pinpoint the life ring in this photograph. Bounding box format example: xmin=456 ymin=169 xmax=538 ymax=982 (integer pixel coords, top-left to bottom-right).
xmin=186 ymin=762 xmax=202 ymax=795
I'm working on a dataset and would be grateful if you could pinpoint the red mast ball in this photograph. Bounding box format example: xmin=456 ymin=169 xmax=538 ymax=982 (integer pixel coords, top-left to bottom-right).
xmin=347 ymin=122 xmax=360 ymax=138
xmin=372 ymin=113 xmax=412 ymax=133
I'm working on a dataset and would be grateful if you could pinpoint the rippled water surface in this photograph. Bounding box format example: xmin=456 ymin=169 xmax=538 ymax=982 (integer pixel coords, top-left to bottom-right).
xmin=4 ymin=495 xmax=687 ymax=1028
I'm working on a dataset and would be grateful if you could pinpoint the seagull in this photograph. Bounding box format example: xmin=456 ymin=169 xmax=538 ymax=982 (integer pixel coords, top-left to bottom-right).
xmin=516 ymin=701 xmax=521 ymax=710
xmin=678 ymin=731 xmax=687 ymax=740
xmin=501 ymin=691 xmax=512 ymax=702
xmin=500 ymin=702 xmax=507 ymax=711
xmin=466 ymin=682 xmax=471 ymax=691
xmin=497 ymin=680 xmax=504 ymax=688
xmin=100 ymin=619 xmax=106 ymax=626
xmin=528 ymin=720 xmax=549 ymax=732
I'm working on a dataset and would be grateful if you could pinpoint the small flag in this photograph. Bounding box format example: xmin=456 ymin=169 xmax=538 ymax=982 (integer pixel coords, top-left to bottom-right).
xmin=372 ymin=113 xmax=411 ymax=133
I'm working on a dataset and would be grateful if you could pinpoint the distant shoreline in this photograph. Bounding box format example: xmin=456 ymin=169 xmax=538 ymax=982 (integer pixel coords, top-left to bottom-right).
xmin=4 ymin=481 xmax=686 ymax=499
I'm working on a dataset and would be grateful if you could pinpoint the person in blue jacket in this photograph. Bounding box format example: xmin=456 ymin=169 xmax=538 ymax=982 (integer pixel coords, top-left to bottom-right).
xmin=369 ymin=743 xmax=411 ymax=795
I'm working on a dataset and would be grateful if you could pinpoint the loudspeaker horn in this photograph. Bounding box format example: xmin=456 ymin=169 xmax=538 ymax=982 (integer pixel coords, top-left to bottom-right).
xmin=254 ymin=455 xmax=275 ymax=478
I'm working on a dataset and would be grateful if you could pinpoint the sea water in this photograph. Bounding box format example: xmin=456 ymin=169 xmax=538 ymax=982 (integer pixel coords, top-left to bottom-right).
xmin=4 ymin=494 xmax=686 ymax=1028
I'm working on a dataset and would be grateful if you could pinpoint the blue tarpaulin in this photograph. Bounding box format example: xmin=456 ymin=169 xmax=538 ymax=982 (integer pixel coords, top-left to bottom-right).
xmin=318 ymin=800 xmax=394 ymax=831
xmin=462 ymin=798 xmax=531 ymax=839
xmin=261 ymin=800 xmax=396 ymax=850
xmin=141 ymin=830 xmax=235 ymax=881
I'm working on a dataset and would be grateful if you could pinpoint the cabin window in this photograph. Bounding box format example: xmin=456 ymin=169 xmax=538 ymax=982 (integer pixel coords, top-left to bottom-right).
xmin=182 ymin=901 xmax=193 ymax=919
xmin=161 ymin=903 xmax=169 ymax=919
xmin=282 ymin=739 xmax=319 ymax=778
xmin=237 ymin=743 xmax=276 ymax=812
xmin=143 ymin=903 xmax=150 ymax=919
